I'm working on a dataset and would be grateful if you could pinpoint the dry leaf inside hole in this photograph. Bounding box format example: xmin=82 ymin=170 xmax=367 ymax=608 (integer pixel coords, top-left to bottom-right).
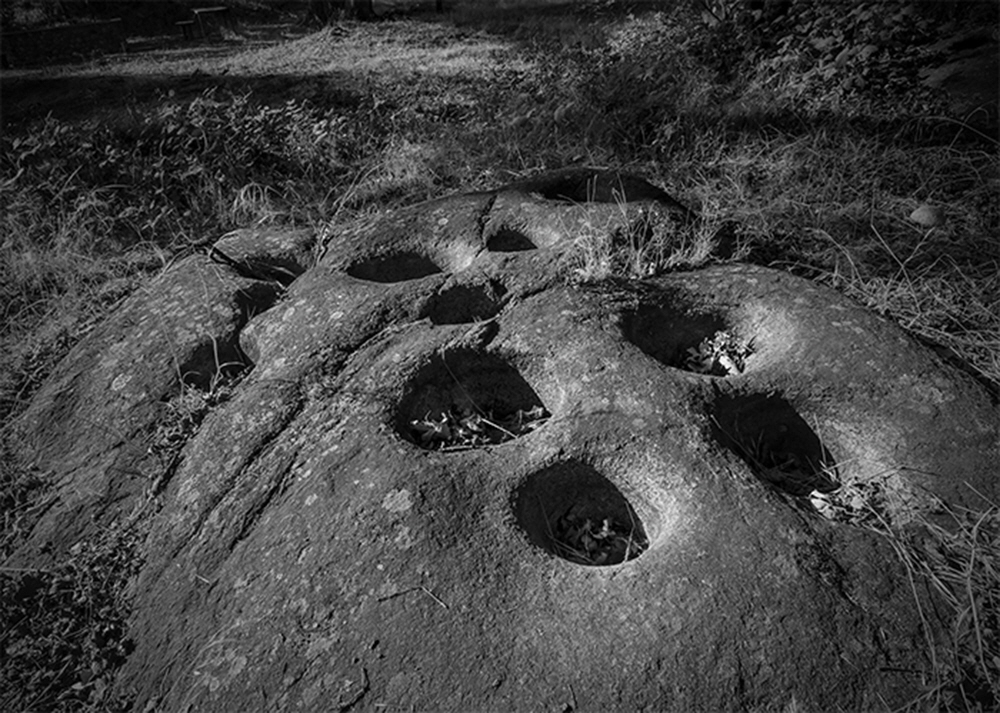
xmin=552 ymin=505 xmax=647 ymax=565
xmin=410 ymin=405 xmax=548 ymax=450
xmin=684 ymin=331 xmax=754 ymax=375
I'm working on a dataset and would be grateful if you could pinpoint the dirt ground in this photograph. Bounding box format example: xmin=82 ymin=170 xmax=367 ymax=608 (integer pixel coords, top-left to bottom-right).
xmin=0 ymin=19 xmax=318 ymax=129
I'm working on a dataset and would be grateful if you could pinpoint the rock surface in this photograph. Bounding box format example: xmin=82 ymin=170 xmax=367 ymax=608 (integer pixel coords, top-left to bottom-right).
xmin=10 ymin=168 xmax=999 ymax=712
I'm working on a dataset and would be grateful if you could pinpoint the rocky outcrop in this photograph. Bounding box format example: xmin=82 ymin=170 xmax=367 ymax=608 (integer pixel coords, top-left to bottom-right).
xmin=9 ymin=168 xmax=998 ymax=711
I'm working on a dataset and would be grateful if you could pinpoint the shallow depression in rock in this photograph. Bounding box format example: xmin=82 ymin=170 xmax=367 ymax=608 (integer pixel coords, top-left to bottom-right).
xmin=710 ymin=393 xmax=839 ymax=497
xmin=346 ymin=250 xmax=443 ymax=283
xmin=513 ymin=461 xmax=651 ymax=566
xmin=485 ymin=227 xmax=536 ymax=252
xmin=396 ymin=349 xmax=549 ymax=450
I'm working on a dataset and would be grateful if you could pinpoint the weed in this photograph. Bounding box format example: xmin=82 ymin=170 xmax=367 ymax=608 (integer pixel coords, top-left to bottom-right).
xmin=0 ymin=496 xmax=144 ymax=712
xmin=825 ymin=482 xmax=1000 ymax=712
xmin=569 ymin=196 xmax=720 ymax=281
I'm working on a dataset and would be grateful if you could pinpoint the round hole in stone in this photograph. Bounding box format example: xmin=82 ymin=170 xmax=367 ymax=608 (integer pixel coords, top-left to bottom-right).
xmin=486 ymin=228 xmax=536 ymax=252
xmin=620 ymin=302 xmax=752 ymax=377
xmin=710 ymin=393 xmax=839 ymax=497
xmin=396 ymin=349 xmax=549 ymax=451
xmin=346 ymin=251 xmax=443 ymax=283
xmin=513 ymin=461 xmax=650 ymax=566
xmin=426 ymin=282 xmax=505 ymax=325
xmin=178 ymin=337 xmax=249 ymax=391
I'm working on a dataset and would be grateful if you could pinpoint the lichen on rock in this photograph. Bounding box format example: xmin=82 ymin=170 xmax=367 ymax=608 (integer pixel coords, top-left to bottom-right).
xmin=8 ymin=168 xmax=998 ymax=712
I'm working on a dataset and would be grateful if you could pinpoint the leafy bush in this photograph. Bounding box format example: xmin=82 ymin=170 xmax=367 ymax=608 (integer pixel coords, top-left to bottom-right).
xmin=584 ymin=12 xmax=717 ymax=152
xmin=0 ymin=525 xmax=142 ymax=712
xmin=689 ymin=0 xmax=999 ymax=120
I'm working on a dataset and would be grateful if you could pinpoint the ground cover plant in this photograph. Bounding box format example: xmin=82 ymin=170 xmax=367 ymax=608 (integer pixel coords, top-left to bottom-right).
xmin=1 ymin=0 xmax=997 ymax=709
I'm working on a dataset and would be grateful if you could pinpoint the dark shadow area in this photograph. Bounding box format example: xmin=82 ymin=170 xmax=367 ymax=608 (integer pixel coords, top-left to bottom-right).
xmin=346 ymin=251 xmax=443 ymax=283
xmin=620 ymin=299 xmax=733 ymax=375
xmin=710 ymin=392 xmax=839 ymax=497
xmin=395 ymin=348 xmax=548 ymax=450
xmin=1 ymin=68 xmax=365 ymax=131
xmin=504 ymin=167 xmax=697 ymax=219
xmin=485 ymin=227 xmax=536 ymax=252
xmin=425 ymin=281 xmax=505 ymax=325
xmin=512 ymin=459 xmax=651 ymax=566
xmin=234 ymin=281 xmax=286 ymax=323
xmin=176 ymin=280 xmax=278 ymax=387
xmin=176 ymin=338 xmax=248 ymax=391
xmin=210 ymin=246 xmax=311 ymax=288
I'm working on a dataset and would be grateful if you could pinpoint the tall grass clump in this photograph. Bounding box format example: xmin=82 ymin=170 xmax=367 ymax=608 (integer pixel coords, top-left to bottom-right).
xmin=864 ymin=494 xmax=999 ymax=711
xmin=1 ymin=89 xmax=354 ymax=269
xmin=0 ymin=89 xmax=376 ymax=420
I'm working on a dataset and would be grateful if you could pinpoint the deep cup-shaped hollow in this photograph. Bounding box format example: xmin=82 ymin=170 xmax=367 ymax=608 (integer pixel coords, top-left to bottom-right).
xmin=710 ymin=393 xmax=839 ymax=497
xmin=486 ymin=228 xmax=536 ymax=252
xmin=396 ymin=350 xmax=548 ymax=451
xmin=425 ymin=282 xmax=505 ymax=325
xmin=513 ymin=461 xmax=651 ymax=566
xmin=346 ymin=251 xmax=443 ymax=283
xmin=620 ymin=303 xmax=752 ymax=377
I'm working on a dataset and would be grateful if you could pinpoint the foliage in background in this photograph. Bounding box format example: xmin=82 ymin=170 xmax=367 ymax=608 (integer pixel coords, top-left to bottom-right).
xmin=0 ymin=0 xmax=293 ymax=34
xmin=690 ymin=0 xmax=999 ymax=120
xmin=1 ymin=89 xmax=365 ymax=334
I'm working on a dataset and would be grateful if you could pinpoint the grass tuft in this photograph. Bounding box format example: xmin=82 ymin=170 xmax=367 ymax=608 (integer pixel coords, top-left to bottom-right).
xmin=861 ymin=491 xmax=998 ymax=712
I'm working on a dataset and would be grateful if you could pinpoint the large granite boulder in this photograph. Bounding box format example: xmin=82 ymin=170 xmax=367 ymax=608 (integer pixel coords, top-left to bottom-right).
xmin=8 ymin=168 xmax=998 ymax=711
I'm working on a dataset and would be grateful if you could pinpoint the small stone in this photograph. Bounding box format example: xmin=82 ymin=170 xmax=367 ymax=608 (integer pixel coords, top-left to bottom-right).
xmin=909 ymin=204 xmax=946 ymax=227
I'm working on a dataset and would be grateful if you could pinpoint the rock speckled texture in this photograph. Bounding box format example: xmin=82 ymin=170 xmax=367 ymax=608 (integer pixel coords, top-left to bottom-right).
xmin=11 ymin=168 xmax=998 ymax=712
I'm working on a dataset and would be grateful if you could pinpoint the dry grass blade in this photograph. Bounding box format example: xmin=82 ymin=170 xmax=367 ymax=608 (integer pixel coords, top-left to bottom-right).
xmin=861 ymin=490 xmax=1000 ymax=712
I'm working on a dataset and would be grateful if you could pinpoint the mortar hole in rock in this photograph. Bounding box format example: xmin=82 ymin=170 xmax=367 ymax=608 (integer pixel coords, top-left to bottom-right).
xmin=397 ymin=350 xmax=549 ymax=451
xmin=426 ymin=282 xmax=505 ymax=325
xmin=178 ymin=338 xmax=249 ymax=392
xmin=621 ymin=300 xmax=754 ymax=376
xmin=710 ymin=393 xmax=839 ymax=497
xmin=621 ymin=303 xmax=753 ymax=376
xmin=513 ymin=461 xmax=650 ymax=566
xmin=486 ymin=228 xmax=536 ymax=252
xmin=346 ymin=251 xmax=443 ymax=283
